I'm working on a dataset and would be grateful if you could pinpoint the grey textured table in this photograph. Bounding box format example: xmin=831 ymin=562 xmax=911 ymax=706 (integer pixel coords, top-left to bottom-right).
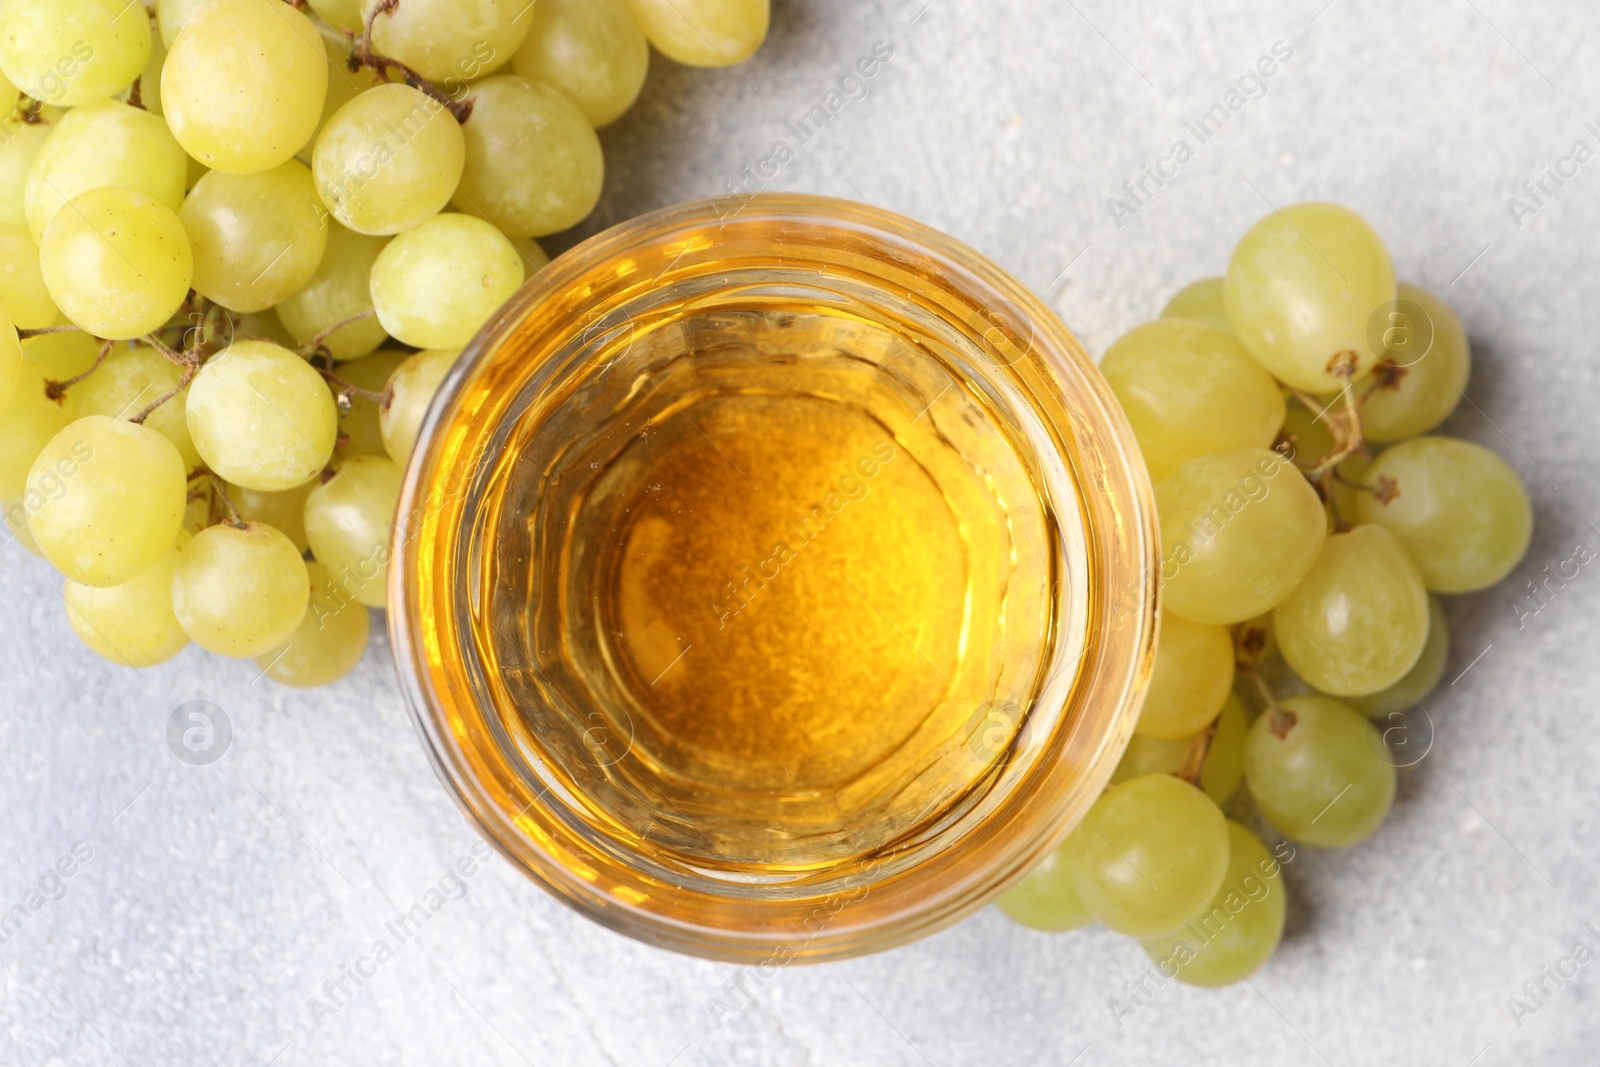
xmin=4 ymin=1 xmax=1597 ymax=1064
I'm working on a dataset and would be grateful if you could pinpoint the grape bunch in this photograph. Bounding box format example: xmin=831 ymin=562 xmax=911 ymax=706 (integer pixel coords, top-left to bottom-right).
xmin=0 ymin=0 xmax=770 ymax=686
xmin=999 ymin=203 xmax=1532 ymax=987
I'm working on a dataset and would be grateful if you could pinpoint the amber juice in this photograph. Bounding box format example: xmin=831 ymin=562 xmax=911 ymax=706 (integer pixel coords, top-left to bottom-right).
xmin=482 ymin=302 xmax=1060 ymax=871
xmin=393 ymin=196 xmax=1156 ymax=960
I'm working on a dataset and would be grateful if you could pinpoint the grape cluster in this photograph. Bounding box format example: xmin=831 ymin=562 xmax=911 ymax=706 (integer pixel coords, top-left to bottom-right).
xmin=1000 ymin=203 xmax=1532 ymax=987
xmin=0 ymin=0 xmax=770 ymax=686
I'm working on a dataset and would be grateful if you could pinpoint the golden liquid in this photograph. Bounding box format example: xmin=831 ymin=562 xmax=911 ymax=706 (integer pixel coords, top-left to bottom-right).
xmin=481 ymin=304 xmax=1060 ymax=872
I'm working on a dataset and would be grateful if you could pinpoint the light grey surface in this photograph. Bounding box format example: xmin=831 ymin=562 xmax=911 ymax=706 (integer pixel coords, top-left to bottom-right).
xmin=4 ymin=1 xmax=1598 ymax=1064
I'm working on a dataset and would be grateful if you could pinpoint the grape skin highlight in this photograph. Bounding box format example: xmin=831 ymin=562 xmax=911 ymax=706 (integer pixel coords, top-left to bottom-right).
xmin=39 ymin=186 xmax=194 ymax=341
xmin=162 ymin=0 xmax=328 ymax=175
xmin=1224 ymin=202 xmax=1396 ymax=392
xmin=186 ymin=341 xmax=339 ymax=492
xmin=179 ymin=160 xmax=331 ymax=313
xmin=171 ymin=521 xmax=311 ymax=657
xmin=1066 ymin=773 xmax=1229 ymax=938
xmin=26 ymin=416 xmax=187 ymax=588
xmin=1355 ymin=436 xmax=1533 ymax=593
xmin=0 ymin=0 xmax=152 ymax=107
xmin=1273 ymin=524 xmax=1430 ymax=698
xmin=1156 ymin=448 xmax=1327 ymax=625
xmin=453 ymin=76 xmax=604 ymax=238
xmin=1102 ymin=318 xmax=1285 ymax=482
xmin=369 ymin=213 xmax=523 ymax=350
xmin=1245 ymin=694 xmax=1396 ymax=848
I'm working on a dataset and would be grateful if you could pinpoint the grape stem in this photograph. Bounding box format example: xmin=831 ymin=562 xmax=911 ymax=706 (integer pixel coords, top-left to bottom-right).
xmin=343 ymin=0 xmax=476 ymax=122
xmin=43 ymin=340 xmax=113 ymax=401
xmin=16 ymin=96 xmax=44 ymax=124
xmin=298 ymin=308 xmax=378 ymax=361
xmin=17 ymin=325 xmax=82 ymax=340
xmin=1239 ymin=662 xmax=1283 ymax=721
xmin=1176 ymin=721 xmax=1217 ymax=787
xmin=129 ymin=361 xmax=198 ymax=426
xmin=1288 ymin=377 xmax=1369 ymax=530
xmin=316 ymin=364 xmax=387 ymax=406
xmin=206 ymin=473 xmax=246 ymax=528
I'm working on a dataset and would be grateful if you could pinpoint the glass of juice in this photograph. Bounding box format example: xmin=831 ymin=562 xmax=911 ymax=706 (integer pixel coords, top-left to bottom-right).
xmin=388 ymin=194 xmax=1158 ymax=962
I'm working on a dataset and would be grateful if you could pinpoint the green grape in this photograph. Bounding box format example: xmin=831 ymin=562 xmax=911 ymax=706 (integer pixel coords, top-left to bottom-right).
xmin=334 ymin=349 xmax=406 ymax=458
xmin=361 ymin=0 xmax=529 ymax=84
xmin=1355 ymin=436 xmax=1532 ymax=593
xmin=3 ymin=497 xmax=43 ymax=555
xmin=232 ymin=308 xmax=300 ymax=349
xmin=454 ymin=76 xmax=604 ymax=238
xmin=1200 ymin=694 xmax=1247 ymax=804
xmin=1328 ymin=448 xmax=1371 ymax=526
xmin=0 ymin=224 xmax=56 ymax=329
xmin=1232 ymin=612 xmax=1277 ymax=671
xmin=297 ymin=44 xmax=371 ymax=166
xmin=312 ymin=83 xmax=465 ymax=236
xmin=1224 ymin=202 xmax=1395 ymax=392
xmin=1065 ymin=773 xmax=1229 ymax=938
xmin=22 ymin=329 xmax=102 ymax=380
xmin=130 ymin=19 xmax=167 ymax=118
xmin=0 ymin=303 xmax=19 ymax=412
xmin=1 ymin=108 xmax=67 ymax=229
xmin=380 ymin=348 xmax=457 ymax=465
xmin=513 ymin=0 xmax=650 ymax=128
xmin=0 ymin=61 xmax=12 ymax=104
xmin=276 ymin=222 xmax=389 ymax=360
xmin=303 ymin=453 xmax=401 ymax=608
xmin=1351 ymin=596 xmax=1448 ymax=717
xmin=63 ymin=547 xmax=189 ymax=667
xmin=157 ymin=0 xmax=219 ymax=47
xmin=1245 ymin=694 xmax=1395 ymax=847
xmin=1360 ymin=283 xmax=1470 ymax=442
xmin=170 ymin=521 xmax=309 ymax=657
xmin=626 ymin=0 xmax=769 ymax=67
xmin=23 ymin=97 xmax=187 ymax=243
xmin=0 ymin=0 xmax=152 ymax=107
xmin=1111 ymin=732 xmax=1195 ymax=785
xmin=1135 ymin=610 xmax=1233 ymax=740
xmin=305 ymin=0 xmax=363 ymax=32
xmin=179 ymin=160 xmax=329 ymax=313
xmin=227 ymin=479 xmax=313 ymax=554
xmin=1102 ymin=318 xmax=1285 ymax=483
xmin=1140 ymin=821 xmax=1286 ymax=987
xmin=1157 ymin=448 xmax=1327 ymax=625
xmin=1160 ymin=277 xmax=1236 ymax=339
xmin=76 ymin=342 xmax=200 ymax=469
xmin=996 ymin=821 xmax=1094 ymax=932
xmin=162 ymin=0 xmax=328 ymax=174
xmin=255 ymin=560 xmax=370 ymax=687
xmin=39 ymin=186 xmax=193 ymax=340
xmin=0 ymin=362 xmax=75 ymax=497
xmin=510 ymin=235 xmax=550 ymax=278
xmin=369 ymin=213 xmax=523 ymax=350
xmin=186 ymin=341 xmax=338 ymax=492
xmin=1279 ymin=394 xmax=1334 ymax=466
xmin=1274 ymin=525 xmax=1429 ymax=697
xmin=26 ymin=415 xmax=186 ymax=587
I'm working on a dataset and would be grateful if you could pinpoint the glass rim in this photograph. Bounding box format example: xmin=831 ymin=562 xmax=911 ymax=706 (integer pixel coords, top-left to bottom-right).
xmin=387 ymin=192 xmax=1159 ymax=963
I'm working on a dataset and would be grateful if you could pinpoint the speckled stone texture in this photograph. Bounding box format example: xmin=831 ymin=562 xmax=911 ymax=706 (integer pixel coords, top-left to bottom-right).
xmin=3 ymin=1 xmax=1598 ymax=1064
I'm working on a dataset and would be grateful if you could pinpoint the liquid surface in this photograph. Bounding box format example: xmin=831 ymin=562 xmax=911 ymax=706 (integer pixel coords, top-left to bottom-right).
xmin=610 ymin=392 xmax=966 ymax=793
xmin=484 ymin=305 xmax=1060 ymax=868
